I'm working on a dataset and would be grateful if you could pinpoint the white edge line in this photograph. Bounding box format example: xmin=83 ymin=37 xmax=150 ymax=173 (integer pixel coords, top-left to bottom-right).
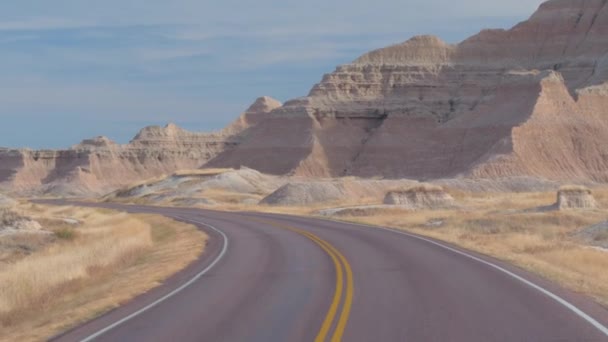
xmin=329 ymin=218 xmax=608 ymax=337
xmin=80 ymin=217 xmax=229 ymax=342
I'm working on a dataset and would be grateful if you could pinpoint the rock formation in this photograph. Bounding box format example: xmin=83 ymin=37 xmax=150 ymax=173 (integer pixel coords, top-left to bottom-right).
xmin=107 ymin=167 xmax=286 ymax=206
xmin=384 ymin=185 xmax=455 ymax=209
xmin=3 ymin=0 xmax=608 ymax=195
xmin=0 ymin=97 xmax=280 ymax=196
xmin=556 ymin=185 xmax=598 ymax=210
xmin=207 ymin=0 xmax=608 ymax=182
xmin=260 ymin=179 xmax=418 ymax=206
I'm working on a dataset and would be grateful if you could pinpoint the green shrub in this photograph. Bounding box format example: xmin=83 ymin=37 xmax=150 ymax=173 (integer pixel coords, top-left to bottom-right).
xmin=54 ymin=228 xmax=77 ymax=240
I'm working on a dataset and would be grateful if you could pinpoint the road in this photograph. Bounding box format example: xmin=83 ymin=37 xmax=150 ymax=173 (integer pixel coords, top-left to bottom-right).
xmin=48 ymin=203 xmax=608 ymax=342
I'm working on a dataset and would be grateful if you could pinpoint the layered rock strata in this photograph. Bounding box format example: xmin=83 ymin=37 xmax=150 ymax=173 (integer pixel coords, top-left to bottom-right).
xmin=207 ymin=0 xmax=608 ymax=182
xmin=556 ymin=185 xmax=598 ymax=210
xmin=4 ymin=0 xmax=608 ymax=195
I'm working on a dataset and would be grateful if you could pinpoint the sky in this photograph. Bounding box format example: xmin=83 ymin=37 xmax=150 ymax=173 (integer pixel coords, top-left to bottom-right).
xmin=0 ymin=0 xmax=545 ymax=149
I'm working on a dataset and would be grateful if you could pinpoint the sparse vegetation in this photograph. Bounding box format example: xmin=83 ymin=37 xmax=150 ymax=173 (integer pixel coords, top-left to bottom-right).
xmin=0 ymin=208 xmax=22 ymax=226
xmin=53 ymin=227 xmax=77 ymax=240
xmin=101 ymin=173 xmax=608 ymax=309
xmin=209 ymin=187 xmax=608 ymax=307
xmin=327 ymin=188 xmax=608 ymax=306
xmin=0 ymin=204 xmax=207 ymax=341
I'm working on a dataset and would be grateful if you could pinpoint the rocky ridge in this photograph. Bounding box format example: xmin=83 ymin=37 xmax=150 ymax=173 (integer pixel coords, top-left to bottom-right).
xmin=207 ymin=0 xmax=608 ymax=182
xmin=0 ymin=97 xmax=280 ymax=195
xmin=2 ymin=0 xmax=608 ymax=195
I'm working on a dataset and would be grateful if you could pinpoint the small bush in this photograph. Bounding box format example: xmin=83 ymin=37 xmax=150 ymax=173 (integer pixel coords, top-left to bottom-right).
xmin=0 ymin=209 xmax=22 ymax=226
xmin=54 ymin=228 xmax=76 ymax=240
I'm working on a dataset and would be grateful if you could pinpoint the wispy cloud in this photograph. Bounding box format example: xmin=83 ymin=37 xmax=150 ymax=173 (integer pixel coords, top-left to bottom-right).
xmin=0 ymin=17 xmax=94 ymax=31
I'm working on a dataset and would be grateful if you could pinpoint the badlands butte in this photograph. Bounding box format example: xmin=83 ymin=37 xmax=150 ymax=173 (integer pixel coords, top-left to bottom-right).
xmin=2 ymin=0 xmax=608 ymax=197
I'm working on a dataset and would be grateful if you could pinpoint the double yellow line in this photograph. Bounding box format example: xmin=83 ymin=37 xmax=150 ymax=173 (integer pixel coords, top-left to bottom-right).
xmin=253 ymin=218 xmax=354 ymax=342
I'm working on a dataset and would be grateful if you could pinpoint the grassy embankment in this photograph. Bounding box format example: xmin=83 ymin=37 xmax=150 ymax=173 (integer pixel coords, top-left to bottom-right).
xmin=0 ymin=203 xmax=206 ymax=341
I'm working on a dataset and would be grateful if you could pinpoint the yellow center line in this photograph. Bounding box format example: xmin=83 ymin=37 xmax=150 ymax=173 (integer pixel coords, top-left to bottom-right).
xmin=251 ymin=218 xmax=354 ymax=342
xmin=300 ymin=231 xmax=344 ymax=342
xmin=321 ymin=237 xmax=354 ymax=342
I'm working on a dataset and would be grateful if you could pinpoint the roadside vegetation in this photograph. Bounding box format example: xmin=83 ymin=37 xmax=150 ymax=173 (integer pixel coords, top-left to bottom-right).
xmin=206 ymin=187 xmax=608 ymax=307
xmin=102 ymin=171 xmax=608 ymax=309
xmin=0 ymin=203 xmax=206 ymax=341
xmin=321 ymin=188 xmax=608 ymax=307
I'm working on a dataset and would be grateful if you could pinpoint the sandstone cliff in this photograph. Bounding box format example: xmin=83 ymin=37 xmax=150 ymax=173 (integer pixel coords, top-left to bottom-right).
xmin=207 ymin=0 xmax=608 ymax=182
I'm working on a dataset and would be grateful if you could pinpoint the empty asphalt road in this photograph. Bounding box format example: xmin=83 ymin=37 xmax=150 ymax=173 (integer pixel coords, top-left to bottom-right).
xmin=47 ymin=203 xmax=608 ymax=342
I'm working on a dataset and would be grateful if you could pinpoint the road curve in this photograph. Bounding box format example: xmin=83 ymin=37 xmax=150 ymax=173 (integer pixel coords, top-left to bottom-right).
xmin=45 ymin=202 xmax=608 ymax=342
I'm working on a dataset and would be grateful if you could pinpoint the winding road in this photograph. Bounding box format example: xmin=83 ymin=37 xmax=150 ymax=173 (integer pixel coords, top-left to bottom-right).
xmin=47 ymin=203 xmax=608 ymax=342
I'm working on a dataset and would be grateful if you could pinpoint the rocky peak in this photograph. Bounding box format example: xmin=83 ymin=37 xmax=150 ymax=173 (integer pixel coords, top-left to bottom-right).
xmin=207 ymin=0 xmax=608 ymax=183
xmin=73 ymin=136 xmax=117 ymax=150
xmin=164 ymin=122 xmax=181 ymax=132
xmin=130 ymin=123 xmax=184 ymax=144
xmin=457 ymin=0 xmax=608 ymax=67
xmin=245 ymin=96 xmax=282 ymax=114
xmin=354 ymin=35 xmax=454 ymax=66
xmin=536 ymin=0 xmax=606 ymax=13
xmin=222 ymin=96 xmax=283 ymax=135
xmin=305 ymin=0 xmax=608 ymax=115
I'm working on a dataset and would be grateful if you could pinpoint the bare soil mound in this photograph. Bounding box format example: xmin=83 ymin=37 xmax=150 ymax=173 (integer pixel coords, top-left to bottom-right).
xmin=260 ymin=179 xmax=418 ymax=206
xmin=384 ymin=184 xmax=455 ymax=210
xmin=108 ymin=168 xmax=285 ymax=206
xmin=557 ymin=186 xmax=597 ymax=210
xmin=577 ymin=221 xmax=608 ymax=249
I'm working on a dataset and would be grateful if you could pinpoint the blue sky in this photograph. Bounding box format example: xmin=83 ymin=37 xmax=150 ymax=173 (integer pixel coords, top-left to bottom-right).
xmin=0 ymin=0 xmax=545 ymax=148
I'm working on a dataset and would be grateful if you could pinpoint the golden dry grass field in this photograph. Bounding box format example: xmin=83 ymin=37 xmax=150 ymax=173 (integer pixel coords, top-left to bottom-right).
xmin=0 ymin=203 xmax=207 ymax=341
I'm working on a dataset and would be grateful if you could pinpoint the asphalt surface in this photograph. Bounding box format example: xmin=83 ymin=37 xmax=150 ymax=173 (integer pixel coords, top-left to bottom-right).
xmin=46 ymin=202 xmax=608 ymax=342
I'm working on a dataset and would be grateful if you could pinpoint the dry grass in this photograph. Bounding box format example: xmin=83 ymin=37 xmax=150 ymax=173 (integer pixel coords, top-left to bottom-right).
xmin=0 ymin=208 xmax=24 ymax=226
xmin=0 ymin=204 xmax=206 ymax=341
xmin=0 ymin=233 xmax=54 ymax=264
xmin=323 ymin=189 xmax=608 ymax=306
